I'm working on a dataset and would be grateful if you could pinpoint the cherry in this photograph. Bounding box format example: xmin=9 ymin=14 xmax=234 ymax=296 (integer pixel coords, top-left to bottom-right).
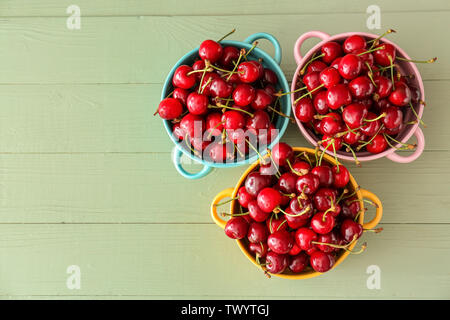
xmin=285 ymin=209 xmax=310 ymax=229
xmin=354 ymin=49 xmax=374 ymax=72
xmin=265 ymin=252 xmax=288 ymax=274
xmin=289 ymin=252 xmax=309 ymax=273
xmin=322 ymin=135 xmax=343 ymax=151
xmin=341 ymin=197 xmax=360 ymax=220
xmin=263 ymin=68 xmax=278 ymax=85
xmin=311 ymin=212 xmax=336 ymax=234
xmin=295 ymin=227 xmax=318 ymax=251
xmin=310 ymin=251 xmax=335 ymax=272
xmin=373 ymin=43 xmax=396 ymax=66
xmin=373 ymin=75 xmax=393 ymax=99
xmin=199 ymin=39 xmax=223 ymax=63
xmin=237 ymin=186 xmax=255 ymax=208
xmin=277 ymin=172 xmax=298 ymax=194
xmin=326 ymin=84 xmax=352 ymax=109
xmin=205 ymin=112 xmax=224 ymax=136
xmin=330 ymin=57 xmax=342 ymax=70
xmin=343 ymin=35 xmax=366 ymax=53
xmin=360 ymin=112 xmax=381 ymax=136
xmin=186 ymin=92 xmax=209 ymax=115
xmin=247 ymin=222 xmax=269 ymax=243
xmin=342 ymin=103 xmax=368 ymax=129
xmin=340 ymin=219 xmax=363 ymax=242
xmin=222 ymin=110 xmax=245 ymax=130
xmin=319 ymin=113 xmax=342 ymax=136
xmin=263 ymin=84 xmax=277 ymax=97
xmin=172 ymin=123 xmax=185 ymax=141
xmin=288 ymin=243 xmax=302 ymax=256
xmin=313 ymin=91 xmax=329 ymax=115
xmin=315 ymin=233 xmax=336 ymax=253
xmin=157 ymin=98 xmax=183 ymax=120
xmin=384 ymin=123 xmax=403 ymax=136
xmin=389 ymin=82 xmax=412 ymax=106
xmin=180 ymin=113 xmax=205 ymax=138
xmin=266 ymin=214 xmax=288 ymax=233
xmin=238 ymin=61 xmax=261 ymax=83
xmin=245 ymin=172 xmax=272 ymax=197
xmin=190 ymin=135 xmax=210 ymax=151
xmin=311 ymin=165 xmax=333 ymax=187
xmin=251 ymin=89 xmax=272 ymax=110
xmin=233 ymin=84 xmax=256 ymax=106
xmin=409 ymin=85 xmax=421 ymax=103
xmin=319 ymin=67 xmax=341 ymax=89
xmin=294 ymin=97 xmax=315 ymax=123
xmin=313 ymin=188 xmax=337 ymax=211
xmin=349 ymin=76 xmax=375 ymax=99
xmin=268 ymin=230 xmax=294 ymax=254
xmin=338 ymin=54 xmax=362 ymax=80
xmin=224 ymin=216 xmax=249 ymax=239
xmin=321 ymin=42 xmax=343 ymax=64
xmin=366 ymin=134 xmax=388 ymax=154
xmin=209 ymin=78 xmax=233 ymax=98
xmin=289 ymin=197 xmax=313 ymax=218
xmin=172 ymin=88 xmax=189 ymax=106
xmin=271 ymin=142 xmax=294 ymax=167
xmin=307 ymin=60 xmax=328 ymax=74
xmin=292 ymin=161 xmax=311 ymax=175
xmin=198 ymin=72 xmax=220 ymax=96
xmin=209 ymin=142 xmax=235 ymax=162
xmin=172 ymin=65 xmax=197 ymax=89
xmin=257 ymin=188 xmax=282 ymax=213
xmin=246 ymin=110 xmax=271 ymax=133
xmin=248 ymin=200 xmax=270 ymax=222
xmin=383 ymin=106 xmax=403 ymax=129
xmin=219 ymin=46 xmax=240 ymax=68
xmin=343 ymin=130 xmax=363 ymax=145
xmin=332 ymin=165 xmax=350 ymax=188
xmin=296 ymin=173 xmax=320 ymax=195
xmin=249 ymin=242 xmax=268 ymax=258
xmin=303 ymin=71 xmax=321 ymax=92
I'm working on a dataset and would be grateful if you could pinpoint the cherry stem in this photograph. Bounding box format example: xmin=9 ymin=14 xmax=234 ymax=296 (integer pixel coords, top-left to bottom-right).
xmin=286 ymin=158 xmax=306 ymax=176
xmin=354 ymin=208 xmax=367 ymax=222
xmin=214 ymin=197 xmax=238 ymax=207
xmin=187 ymin=68 xmax=213 ymax=76
xmin=356 ymin=124 xmax=385 ymax=151
xmin=368 ymin=29 xmax=396 ymax=49
xmin=357 ymin=46 xmax=385 ymax=56
xmin=245 ymin=138 xmax=266 ymax=165
xmin=365 ymin=62 xmax=378 ymax=88
xmin=300 ymin=53 xmax=325 ymax=75
xmin=244 ymin=41 xmax=259 ymax=59
xmin=383 ymin=133 xmax=416 ymax=150
xmin=312 ymin=234 xmax=364 ymax=253
xmin=227 ymin=49 xmax=245 ymax=81
xmin=276 ymin=219 xmax=288 ymax=232
xmin=265 ymin=148 xmax=281 ymax=177
xmin=336 ymin=188 xmax=349 ymax=204
xmin=280 ymin=206 xmax=311 ymax=218
xmin=268 ymin=106 xmax=295 ymax=122
xmin=209 ymin=64 xmax=238 ymax=74
xmin=396 ymin=56 xmax=437 ymax=64
xmin=342 ymin=186 xmax=361 ymax=200
xmin=317 ymin=139 xmax=332 ymax=166
xmin=348 ymin=198 xmax=378 ymax=208
xmin=199 ymin=76 xmax=212 ymax=95
xmin=409 ymin=102 xmax=427 ymax=127
xmin=220 ymin=211 xmax=249 ymax=217
xmin=211 ymin=103 xmax=254 ymax=118
xmin=274 ymin=86 xmax=307 ymax=97
xmin=388 ymin=56 xmax=395 ymax=91
xmin=294 ymin=84 xmax=325 ymax=104
xmin=207 ymin=120 xmax=226 ymax=139
xmin=322 ymin=197 xmax=335 ymax=222
xmin=364 ymin=227 xmax=384 ymax=233
xmin=364 ymin=112 xmax=386 ymax=122
xmin=342 ymin=142 xmax=361 ymax=167
xmin=217 ymin=28 xmax=236 ymax=42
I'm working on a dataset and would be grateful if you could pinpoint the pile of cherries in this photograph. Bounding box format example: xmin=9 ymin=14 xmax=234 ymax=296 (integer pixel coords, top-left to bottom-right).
xmin=156 ymin=31 xmax=285 ymax=163
xmin=291 ymin=30 xmax=434 ymax=160
xmin=219 ymin=142 xmax=378 ymax=276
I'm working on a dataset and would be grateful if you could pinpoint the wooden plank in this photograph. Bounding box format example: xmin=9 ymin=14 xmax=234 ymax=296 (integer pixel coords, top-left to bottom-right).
xmin=0 ymin=80 xmax=445 ymax=153
xmin=0 ymin=12 xmax=446 ymax=84
xmin=1 ymin=0 xmax=449 ymax=16
xmin=0 ymin=224 xmax=449 ymax=298
xmin=0 ymin=151 xmax=448 ymax=224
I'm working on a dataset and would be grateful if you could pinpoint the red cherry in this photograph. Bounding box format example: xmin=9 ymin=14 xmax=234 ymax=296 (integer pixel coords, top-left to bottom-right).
xmin=263 ymin=68 xmax=278 ymax=85
xmin=247 ymin=200 xmax=270 ymax=222
xmin=389 ymin=82 xmax=411 ymax=106
xmin=332 ymin=165 xmax=350 ymax=188
xmin=296 ymin=173 xmax=320 ymax=195
xmin=180 ymin=113 xmax=205 ymax=138
xmin=313 ymin=90 xmax=329 ymax=115
xmin=366 ymin=134 xmax=388 ymax=153
xmin=205 ymin=112 xmax=224 ymax=137
xmin=326 ymin=84 xmax=352 ymax=110
xmin=311 ymin=212 xmax=335 ymax=234
xmin=330 ymin=57 xmax=342 ymax=70
xmin=265 ymin=252 xmax=289 ymax=274
xmin=277 ymin=172 xmax=298 ymax=194
xmin=342 ymin=103 xmax=368 ymax=129
xmin=295 ymin=228 xmax=318 ymax=251
xmin=322 ymin=134 xmax=343 ymax=151
xmin=310 ymin=251 xmax=335 ymax=272
xmin=222 ymin=110 xmax=245 ymax=130
xmin=306 ymin=60 xmax=328 ymax=74
xmin=313 ymin=188 xmax=337 ymax=211
xmin=209 ymin=142 xmax=235 ymax=162
xmin=315 ymin=233 xmax=336 ymax=253
xmin=360 ymin=112 xmax=381 ymax=136
xmin=271 ymin=143 xmax=294 ymax=166
xmin=237 ymin=186 xmax=255 ymax=208
xmin=267 ymin=230 xmax=294 ymax=254
xmin=245 ymin=172 xmax=272 ymax=197
xmin=288 ymin=243 xmax=302 ymax=256
xmin=224 ymin=217 xmax=248 ymax=239
xmin=292 ymin=160 xmax=311 ymax=175
xmin=172 ymin=88 xmax=189 ymax=106
xmin=319 ymin=67 xmax=341 ymax=89
xmin=246 ymin=110 xmax=270 ymax=133
xmin=373 ymin=43 xmax=396 ymax=66
xmin=319 ymin=113 xmax=342 ymax=136
xmin=257 ymin=188 xmax=282 ymax=213
xmin=247 ymin=222 xmax=269 ymax=243
xmin=233 ymin=84 xmax=256 ymax=106
xmin=238 ymin=61 xmax=261 ymax=83
xmin=303 ymin=71 xmax=321 ymax=92
xmin=172 ymin=123 xmax=185 ymax=141
xmin=311 ymin=165 xmax=334 ymax=187
xmin=294 ymin=97 xmax=315 ymax=123
xmin=289 ymin=252 xmax=309 ymax=273
xmin=251 ymin=89 xmax=272 ymax=110
xmin=343 ymin=35 xmax=367 ymax=53
xmin=321 ymin=42 xmax=343 ymax=64
xmin=209 ymin=78 xmax=233 ymax=98
xmin=249 ymin=242 xmax=268 ymax=258
xmin=343 ymin=130 xmax=363 ymax=145
xmin=340 ymin=219 xmax=363 ymax=242
xmin=157 ymin=98 xmax=183 ymax=120
xmin=338 ymin=54 xmax=362 ymax=80
xmin=383 ymin=106 xmax=403 ymax=129
xmin=266 ymin=214 xmax=288 ymax=234
xmin=341 ymin=197 xmax=360 ymax=220
xmin=172 ymin=65 xmax=197 ymax=89
xmin=198 ymin=72 xmax=220 ymax=96
xmin=199 ymin=39 xmax=223 ymax=63
xmin=219 ymin=46 xmax=240 ymax=68
xmin=349 ymin=76 xmax=375 ymax=99
xmin=186 ymin=92 xmax=209 ymax=115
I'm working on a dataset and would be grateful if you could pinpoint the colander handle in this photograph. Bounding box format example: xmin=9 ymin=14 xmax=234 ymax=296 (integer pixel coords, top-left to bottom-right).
xmin=211 ymin=188 xmax=234 ymax=229
xmin=244 ymin=33 xmax=282 ymax=65
xmin=386 ymin=127 xmax=425 ymax=163
xmin=172 ymin=147 xmax=213 ymax=179
xmin=294 ymin=31 xmax=331 ymax=65
xmin=360 ymin=189 xmax=383 ymax=230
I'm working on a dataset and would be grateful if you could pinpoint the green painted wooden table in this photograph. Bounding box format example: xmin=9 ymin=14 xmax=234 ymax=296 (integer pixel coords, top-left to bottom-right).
xmin=0 ymin=0 xmax=449 ymax=299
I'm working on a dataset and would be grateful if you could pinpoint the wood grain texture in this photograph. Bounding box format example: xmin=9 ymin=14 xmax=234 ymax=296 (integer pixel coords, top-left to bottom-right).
xmin=0 ymin=12 xmax=446 ymax=85
xmin=0 ymin=224 xmax=449 ymax=299
xmin=0 ymin=80 xmax=447 ymax=153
